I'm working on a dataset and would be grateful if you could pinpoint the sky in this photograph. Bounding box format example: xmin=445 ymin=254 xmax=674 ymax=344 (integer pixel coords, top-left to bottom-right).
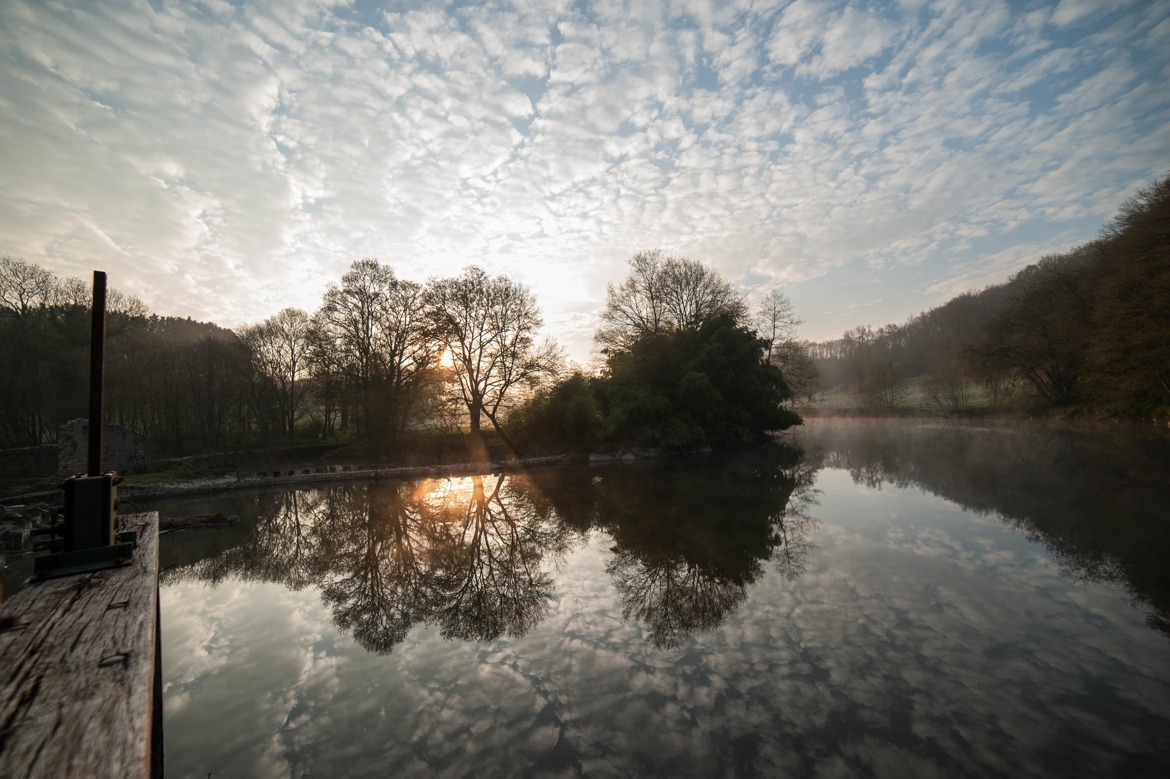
xmin=1 ymin=0 xmax=1168 ymax=364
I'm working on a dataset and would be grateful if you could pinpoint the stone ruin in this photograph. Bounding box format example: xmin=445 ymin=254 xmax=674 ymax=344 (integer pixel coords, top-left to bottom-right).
xmin=56 ymin=419 xmax=148 ymax=478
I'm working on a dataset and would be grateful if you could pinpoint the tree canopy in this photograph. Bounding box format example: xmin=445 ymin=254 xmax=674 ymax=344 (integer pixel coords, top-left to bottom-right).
xmin=427 ymin=266 xmax=558 ymax=441
xmin=314 ymin=258 xmax=436 ymax=437
xmin=596 ymin=250 xmax=747 ymax=353
xmin=600 ymin=313 xmax=800 ymax=448
xmin=514 ymin=255 xmax=801 ymax=453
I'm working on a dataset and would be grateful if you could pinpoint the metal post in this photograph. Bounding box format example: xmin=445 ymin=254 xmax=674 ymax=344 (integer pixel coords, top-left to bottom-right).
xmin=89 ymin=270 xmax=106 ymax=476
xmin=32 ymin=269 xmax=134 ymax=579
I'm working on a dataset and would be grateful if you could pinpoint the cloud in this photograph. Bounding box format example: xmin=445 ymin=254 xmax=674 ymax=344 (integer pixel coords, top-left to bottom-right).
xmin=0 ymin=0 xmax=1168 ymax=357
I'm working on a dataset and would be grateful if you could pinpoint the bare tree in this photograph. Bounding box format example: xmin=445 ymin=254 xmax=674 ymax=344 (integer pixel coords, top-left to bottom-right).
xmin=974 ymin=249 xmax=1099 ymax=406
xmin=0 ymin=256 xmax=57 ymax=316
xmin=924 ymin=359 xmax=973 ymax=413
xmin=306 ymin=315 xmax=348 ymax=438
xmin=771 ymin=339 xmax=818 ymax=402
xmin=314 ymin=259 xmax=438 ymax=436
xmin=596 ymin=250 xmax=746 ymax=353
xmin=0 ymin=257 xmax=61 ymax=444
xmin=238 ymin=308 xmax=314 ymax=436
xmin=427 ymin=266 xmax=558 ymax=442
xmin=57 ymin=275 xmax=149 ymax=319
xmin=755 ymin=289 xmax=816 ymax=401
xmin=755 ymin=288 xmax=802 ymax=354
xmin=840 ymin=325 xmax=908 ymax=411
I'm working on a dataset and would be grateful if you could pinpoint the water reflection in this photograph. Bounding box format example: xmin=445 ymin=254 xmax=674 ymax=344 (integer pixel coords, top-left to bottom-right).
xmin=165 ymin=475 xmax=574 ymax=653
xmin=162 ymin=452 xmax=814 ymax=651
xmin=796 ymin=419 xmax=1170 ymax=637
xmin=157 ymin=428 xmax=1170 ymax=777
xmin=316 ymin=482 xmax=439 ymax=652
xmin=591 ymin=457 xmax=815 ymax=647
xmin=160 ymin=422 xmax=1170 ymax=650
xmin=426 ymin=476 xmax=566 ymax=643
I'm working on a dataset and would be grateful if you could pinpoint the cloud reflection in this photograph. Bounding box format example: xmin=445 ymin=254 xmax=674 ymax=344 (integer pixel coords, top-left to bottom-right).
xmin=156 ymin=434 xmax=1170 ymax=777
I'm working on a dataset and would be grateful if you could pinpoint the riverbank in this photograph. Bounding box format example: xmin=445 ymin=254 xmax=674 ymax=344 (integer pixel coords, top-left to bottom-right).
xmin=797 ymin=394 xmax=1170 ymax=428
xmin=1 ymin=454 xmax=581 ymax=507
xmin=6 ymin=410 xmax=1166 ymax=507
xmin=801 ymin=374 xmax=1170 ymax=425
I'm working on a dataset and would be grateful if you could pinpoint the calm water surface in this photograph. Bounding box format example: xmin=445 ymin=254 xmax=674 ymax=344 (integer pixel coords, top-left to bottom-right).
xmin=157 ymin=419 xmax=1170 ymax=777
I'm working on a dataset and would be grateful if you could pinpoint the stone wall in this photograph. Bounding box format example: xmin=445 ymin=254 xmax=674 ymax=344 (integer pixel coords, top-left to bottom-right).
xmin=0 ymin=445 xmax=57 ymax=476
xmin=57 ymin=419 xmax=149 ymax=478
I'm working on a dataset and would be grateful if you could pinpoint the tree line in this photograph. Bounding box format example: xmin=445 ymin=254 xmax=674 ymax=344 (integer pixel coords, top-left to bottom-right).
xmin=0 ymin=249 xmax=802 ymax=458
xmin=810 ymin=174 xmax=1170 ymax=415
xmin=0 ymin=258 xmax=560 ymax=456
xmin=5 ymin=171 xmax=1163 ymax=460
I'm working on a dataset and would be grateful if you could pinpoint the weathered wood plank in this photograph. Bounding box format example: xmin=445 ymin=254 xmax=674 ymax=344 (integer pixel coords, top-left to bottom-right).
xmin=0 ymin=512 xmax=159 ymax=778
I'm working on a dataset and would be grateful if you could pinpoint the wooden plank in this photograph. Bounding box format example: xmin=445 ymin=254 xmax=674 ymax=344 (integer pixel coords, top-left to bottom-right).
xmin=0 ymin=512 xmax=160 ymax=778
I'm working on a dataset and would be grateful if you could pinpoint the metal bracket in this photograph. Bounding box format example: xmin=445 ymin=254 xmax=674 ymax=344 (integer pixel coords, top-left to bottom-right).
xmin=33 ymin=472 xmax=134 ymax=580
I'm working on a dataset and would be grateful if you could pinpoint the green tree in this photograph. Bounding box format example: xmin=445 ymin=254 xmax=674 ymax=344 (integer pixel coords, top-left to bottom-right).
xmin=601 ymin=314 xmax=800 ymax=448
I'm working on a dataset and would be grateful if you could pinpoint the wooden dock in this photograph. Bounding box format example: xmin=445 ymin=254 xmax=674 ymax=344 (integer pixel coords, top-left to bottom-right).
xmin=0 ymin=512 xmax=162 ymax=778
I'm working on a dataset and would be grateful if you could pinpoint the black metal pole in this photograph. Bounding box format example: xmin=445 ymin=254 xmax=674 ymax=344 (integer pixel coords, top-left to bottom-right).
xmin=88 ymin=270 xmax=106 ymax=477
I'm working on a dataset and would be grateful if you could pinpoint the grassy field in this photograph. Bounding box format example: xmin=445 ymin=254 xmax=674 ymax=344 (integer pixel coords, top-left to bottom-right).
xmin=798 ymin=376 xmax=1011 ymax=416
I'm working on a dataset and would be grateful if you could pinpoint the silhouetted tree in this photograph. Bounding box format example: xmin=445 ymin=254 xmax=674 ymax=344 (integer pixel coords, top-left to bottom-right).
xmin=0 ymin=258 xmax=151 ymax=446
xmin=596 ymin=250 xmax=746 ymax=353
xmin=509 ymin=372 xmax=604 ymax=454
xmin=427 ymin=266 xmax=559 ymax=443
xmin=601 ymin=313 xmax=800 ymax=448
xmin=238 ymin=308 xmax=314 ymax=437
xmin=315 ymin=258 xmax=437 ymax=437
xmin=0 ymin=256 xmax=55 ymax=315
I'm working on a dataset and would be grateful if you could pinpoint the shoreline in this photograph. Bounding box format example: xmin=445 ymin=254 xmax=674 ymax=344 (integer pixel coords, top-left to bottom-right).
xmin=2 ymin=454 xmax=580 ymax=506
xmin=6 ymin=412 xmax=1167 ymax=506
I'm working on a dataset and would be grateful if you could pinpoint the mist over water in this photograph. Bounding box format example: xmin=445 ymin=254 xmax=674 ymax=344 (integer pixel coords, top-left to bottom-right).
xmin=158 ymin=420 xmax=1170 ymax=777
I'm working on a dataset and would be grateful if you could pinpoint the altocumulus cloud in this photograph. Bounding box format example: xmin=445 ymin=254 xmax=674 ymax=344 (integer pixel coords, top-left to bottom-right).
xmin=1 ymin=0 xmax=1168 ymax=358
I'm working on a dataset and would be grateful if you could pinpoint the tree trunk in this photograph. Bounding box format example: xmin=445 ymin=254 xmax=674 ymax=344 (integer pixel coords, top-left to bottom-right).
xmin=468 ymin=398 xmax=482 ymax=435
xmin=486 ymin=410 xmax=522 ymax=458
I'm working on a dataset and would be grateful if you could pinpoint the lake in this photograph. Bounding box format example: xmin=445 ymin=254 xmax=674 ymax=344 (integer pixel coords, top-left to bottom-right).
xmin=156 ymin=418 xmax=1170 ymax=777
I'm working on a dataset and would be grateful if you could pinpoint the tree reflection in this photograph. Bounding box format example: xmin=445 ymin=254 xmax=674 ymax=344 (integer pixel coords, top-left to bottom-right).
xmin=798 ymin=419 xmax=1170 ymax=638
xmin=161 ymin=446 xmax=819 ymax=652
xmin=590 ymin=449 xmax=816 ymax=648
xmin=429 ymin=476 xmax=568 ymax=642
xmin=162 ymin=473 xmax=574 ymax=654
xmin=608 ymin=549 xmax=748 ymax=648
xmin=162 ymin=489 xmax=328 ymax=589
xmin=771 ymin=460 xmax=820 ymax=582
xmin=317 ymin=484 xmax=437 ymax=653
